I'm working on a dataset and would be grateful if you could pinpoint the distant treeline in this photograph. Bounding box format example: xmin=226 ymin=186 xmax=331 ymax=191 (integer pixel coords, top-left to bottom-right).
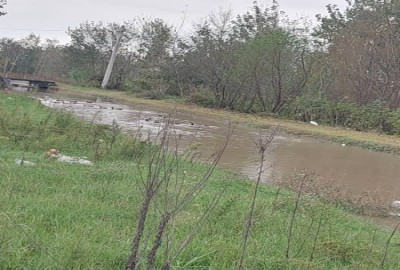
xmin=2 ymin=1 xmax=400 ymax=134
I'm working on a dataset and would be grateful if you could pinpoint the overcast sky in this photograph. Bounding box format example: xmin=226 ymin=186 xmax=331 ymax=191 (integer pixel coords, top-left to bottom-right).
xmin=0 ymin=0 xmax=347 ymax=43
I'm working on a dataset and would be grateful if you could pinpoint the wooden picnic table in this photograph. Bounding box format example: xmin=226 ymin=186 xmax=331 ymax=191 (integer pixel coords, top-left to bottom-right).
xmin=2 ymin=77 xmax=57 ymax=92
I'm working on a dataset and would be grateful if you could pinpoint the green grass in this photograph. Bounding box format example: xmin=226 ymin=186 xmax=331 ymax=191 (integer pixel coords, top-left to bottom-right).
xmin=1 ymin=92 xmax=400 ymax=269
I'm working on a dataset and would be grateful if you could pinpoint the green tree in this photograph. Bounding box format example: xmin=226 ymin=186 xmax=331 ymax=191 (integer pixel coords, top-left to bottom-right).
xmin=236 ymin=29 xmax=312 ymax=113
xmin=0 ymin=38 xmax=25 ymax=75
xmin=65 ymin=21 xmax=135 ymax=88
xmin=178 ymin=2 xmax=313 ymax=112
xmin=136 ymin=18 xmax=174 ymax=94
xmin=0 ymin=34 xmax=42 ymax=76
xmin=315 ymin=0 xmax=400 ymax=106
xmin=231 ymin=0 xmax=280 ymax=41
xmin=181 ymin=9 xmax=241 ymax=108
xmin=34 ymin=39 xmax=64 ymax=79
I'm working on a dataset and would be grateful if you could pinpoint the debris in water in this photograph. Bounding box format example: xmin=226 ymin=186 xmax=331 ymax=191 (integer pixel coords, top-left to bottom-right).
xmin=47 ymin=149 xmax=93 ymax=165
xmin=389 ymin=201 xmax=400 ymax=217
xmin=310 ymin=121 xmax=318 ymax=126
xmin=391 ymin=201 xmax=400 ymax=208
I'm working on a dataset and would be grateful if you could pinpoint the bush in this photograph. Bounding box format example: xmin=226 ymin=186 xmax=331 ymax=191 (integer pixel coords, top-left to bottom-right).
xmin=280 ymin=97 xmax=400 ymax=134
xmin=187 ymin=90 xmax=216 ymax=108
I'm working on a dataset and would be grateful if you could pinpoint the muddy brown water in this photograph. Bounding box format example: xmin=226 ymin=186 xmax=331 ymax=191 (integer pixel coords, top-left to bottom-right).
xmin=39 ymin=95 xmax=400 ymax=211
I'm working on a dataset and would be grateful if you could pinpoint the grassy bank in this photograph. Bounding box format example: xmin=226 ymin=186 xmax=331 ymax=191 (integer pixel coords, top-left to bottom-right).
xmin=1 ymin=92 xmax=400 ymax=269
xmin=57 ymin=84 xmax=400 ymax=155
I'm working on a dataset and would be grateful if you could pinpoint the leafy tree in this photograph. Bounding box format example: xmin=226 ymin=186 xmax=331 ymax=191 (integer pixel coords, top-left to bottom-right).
xmin=0 ymin=38 xmax=24 ymax=75
xmin=237 ymin=30 xmax=312 ymax=113
xmin=231 ymin=0 xmax=280 ymax=41
xmin=315 ymin=0 xmax=400 ymax=106
xmin=65 ymin=21 xmax=135 ymax=88
xmin=180 ymin=9 xmax=242 ymax=108
xmin=180 ymin=2 xmax=312 ymax=112
xmin=17 ymin=34 xmax=42 ymax=75
xmin=313 ymin=4 xmax=347 ymax=45
xmin=34 ymin=39 xmax=64 ymax=79
xmin=135 ymin=18 xmax=174 ymax=94
xmin=0 ymin=34 xmax=42 ymax=76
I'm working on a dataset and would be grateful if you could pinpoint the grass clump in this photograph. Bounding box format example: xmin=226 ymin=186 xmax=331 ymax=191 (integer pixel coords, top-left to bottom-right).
xmin=0 ymin=93 xmax=144 ymax=161
xmin=1 ymin=92 xmax=400 ymax=269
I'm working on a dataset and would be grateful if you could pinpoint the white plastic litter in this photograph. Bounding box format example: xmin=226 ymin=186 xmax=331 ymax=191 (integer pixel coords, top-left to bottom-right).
xmin=391 ymin=201 xmax=400 ymax=208
xmin=388 ymin=201 xmax=400 ymax=217
xmin=310 ymin=121 xmax=319 ymax=126
xmin=15 ymin=159 xmax=36 ymax=166
xmin=56 ymin=154 xmax=93 ymax=165
xmin=47 ymin=149 xmax=93 ymax=165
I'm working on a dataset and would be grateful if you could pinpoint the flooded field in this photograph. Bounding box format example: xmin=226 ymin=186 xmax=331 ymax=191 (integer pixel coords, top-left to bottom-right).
xmin=39 ymin=95 xmax=400 ymax=208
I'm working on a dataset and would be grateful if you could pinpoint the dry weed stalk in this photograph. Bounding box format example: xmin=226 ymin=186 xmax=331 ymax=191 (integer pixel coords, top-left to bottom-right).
xmin=237 ymin=128 xmax=276 ymax=270
xmin=286 ymin=171 xmax=314 ymax=262
xmin=380 ymin=221 xmax=400 ymax=268
xmin=126 ymin=117 xmax=233 ymax=270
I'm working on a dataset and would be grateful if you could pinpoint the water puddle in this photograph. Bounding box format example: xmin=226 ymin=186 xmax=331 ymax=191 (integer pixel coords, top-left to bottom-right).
xmin=39 ymin=95 xmax=400 ymax=212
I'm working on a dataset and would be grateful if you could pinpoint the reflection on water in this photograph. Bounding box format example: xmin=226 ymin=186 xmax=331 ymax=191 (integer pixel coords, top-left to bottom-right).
xmin=40 ymin=96 xmax=400 ymax=205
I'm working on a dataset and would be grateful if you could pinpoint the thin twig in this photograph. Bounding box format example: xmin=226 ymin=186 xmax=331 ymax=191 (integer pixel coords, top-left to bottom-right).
xmin=237 ymin=129 xmax=275 ymax=270
xmin=380 ymin=221 xmax=400 ymax=268
xmin=286 ymin=172 xmax=312 ymax=262
xmin=309 ymin=213 xmax=325 ymax=262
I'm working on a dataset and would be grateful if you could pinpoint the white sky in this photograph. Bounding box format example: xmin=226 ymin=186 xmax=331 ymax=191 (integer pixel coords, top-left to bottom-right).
xmin=0 ymin=0 xmax=347 ymax=44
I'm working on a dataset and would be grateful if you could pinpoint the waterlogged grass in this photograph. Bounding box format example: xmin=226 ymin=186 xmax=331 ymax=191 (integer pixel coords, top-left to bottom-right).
xmin=1 ymin=92 xmax=400 ymax=269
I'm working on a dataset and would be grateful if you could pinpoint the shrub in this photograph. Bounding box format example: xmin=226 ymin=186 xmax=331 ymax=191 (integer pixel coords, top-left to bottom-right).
xmin=280 ymin=97 xmax=400 ymax=134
